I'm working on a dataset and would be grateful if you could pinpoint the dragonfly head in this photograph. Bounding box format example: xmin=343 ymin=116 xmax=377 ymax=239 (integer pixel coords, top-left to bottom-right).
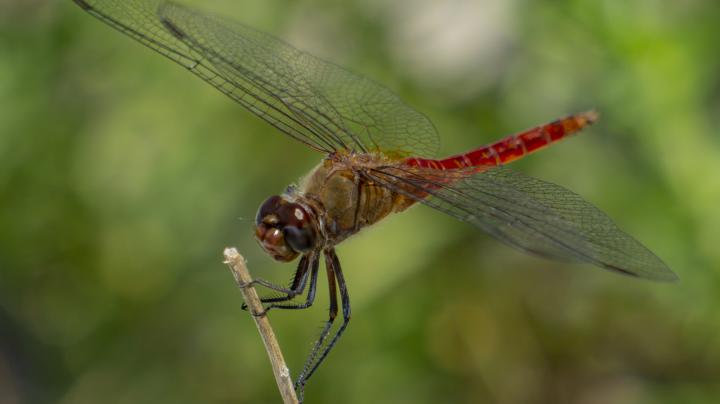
xmin=254 ymin=195 xmax=318 ymax=262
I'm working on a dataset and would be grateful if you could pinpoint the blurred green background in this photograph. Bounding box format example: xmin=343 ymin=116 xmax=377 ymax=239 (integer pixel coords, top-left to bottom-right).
xmin=2 ymin=0 xmax=719 ymax=403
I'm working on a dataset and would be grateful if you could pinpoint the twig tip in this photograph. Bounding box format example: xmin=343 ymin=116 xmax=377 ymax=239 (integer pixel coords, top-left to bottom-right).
xmin=223 ymin=247 xmax=243 ymax=264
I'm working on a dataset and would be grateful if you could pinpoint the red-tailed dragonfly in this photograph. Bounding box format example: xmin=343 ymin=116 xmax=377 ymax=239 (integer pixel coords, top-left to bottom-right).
xmin=72 ymin=0 xmax=677 ymax=398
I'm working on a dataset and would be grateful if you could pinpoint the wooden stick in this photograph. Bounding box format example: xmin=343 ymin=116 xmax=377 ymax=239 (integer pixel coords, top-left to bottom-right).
xmin=223 ymin=248 xmax=299 ymax=404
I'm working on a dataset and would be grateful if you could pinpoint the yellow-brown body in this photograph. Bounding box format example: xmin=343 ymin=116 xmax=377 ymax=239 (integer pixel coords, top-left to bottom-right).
xmin=292 ymin=153 xmax=415 ymax=246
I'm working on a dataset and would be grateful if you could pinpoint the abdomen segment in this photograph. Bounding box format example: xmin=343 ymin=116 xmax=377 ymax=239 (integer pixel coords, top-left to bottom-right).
xmin=406 ymin=110 xmax=598 ymax=170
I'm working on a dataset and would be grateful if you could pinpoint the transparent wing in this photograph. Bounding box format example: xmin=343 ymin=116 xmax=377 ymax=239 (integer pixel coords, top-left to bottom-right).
xmin=368 ymin=165 xmax=677 ymax=281
xmin=72 ymin=0 xmax=440 ymax=157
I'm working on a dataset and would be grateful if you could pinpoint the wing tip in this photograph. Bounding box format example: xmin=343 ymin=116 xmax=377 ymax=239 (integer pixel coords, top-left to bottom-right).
xmin=605 ymin=262 xmax=679 ymax=283
xmin=655 ymin=269 xmax=680 ymax=283
xmin=642 ymin=270 xmax=679 ymax=283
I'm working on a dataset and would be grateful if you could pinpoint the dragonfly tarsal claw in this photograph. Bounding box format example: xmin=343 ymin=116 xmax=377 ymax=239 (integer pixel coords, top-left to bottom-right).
xmin=249 ymin=307 xmax=268 ymax=318
xmin=240 ymin=301 xmax=273 ymax=317
xmin=236 ymin=279 xmax=255 ymax=289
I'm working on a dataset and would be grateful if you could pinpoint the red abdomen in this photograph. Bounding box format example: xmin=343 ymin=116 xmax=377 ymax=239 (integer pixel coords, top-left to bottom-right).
xmin=406 ymin=110 xmax=598 ymax=170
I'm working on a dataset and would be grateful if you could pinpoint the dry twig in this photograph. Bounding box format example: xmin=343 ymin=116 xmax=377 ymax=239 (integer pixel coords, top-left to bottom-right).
xmin=223 ymin=248 xmax=299 ymax=404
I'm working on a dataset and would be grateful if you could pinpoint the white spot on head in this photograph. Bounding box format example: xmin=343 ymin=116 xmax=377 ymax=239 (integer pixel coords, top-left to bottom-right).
xmin=294 ymin=208 xmax=304 ymax=220
xmin=271 ymin=228 xmax=281 ymax=238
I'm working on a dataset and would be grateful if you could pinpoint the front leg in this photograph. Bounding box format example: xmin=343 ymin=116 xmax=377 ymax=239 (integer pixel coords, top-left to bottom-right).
xmin=241 ymin=254 xmax=312 ymax=297
xmin=262 ymin=256 xmax=320 ymax=312
xmin=240 ymin=253 xmax=315 ymax=312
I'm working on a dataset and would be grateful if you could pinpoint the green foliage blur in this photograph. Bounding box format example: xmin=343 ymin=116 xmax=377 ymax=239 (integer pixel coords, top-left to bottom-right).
xmin=2 ymin=1 xmax=719 ymax=403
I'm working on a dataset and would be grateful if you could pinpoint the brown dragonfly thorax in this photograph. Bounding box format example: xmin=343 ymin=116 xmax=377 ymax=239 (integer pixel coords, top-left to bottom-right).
xmin=255 ymin=154 xmax=415 ymax=262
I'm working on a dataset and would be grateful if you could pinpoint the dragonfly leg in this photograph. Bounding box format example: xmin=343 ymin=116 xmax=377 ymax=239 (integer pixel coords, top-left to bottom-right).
xmin=294 ymin=248 xmax=351 ymax=395
xmin=239 ymin=254 xmax=311 ymax=294
xmin=262 ymin=255 xmax=320 ymax=312
xmin=240 ymin=253 xmax=316 ymax=313
xmin=294 ymin=250 xmax=339 ymax=396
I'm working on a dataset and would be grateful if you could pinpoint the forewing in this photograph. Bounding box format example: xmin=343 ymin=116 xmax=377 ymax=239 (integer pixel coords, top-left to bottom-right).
xmin=368 ymin=165 xmax=677 ymax=281
xmin=73 ymin=0 xmax=440 ymax=157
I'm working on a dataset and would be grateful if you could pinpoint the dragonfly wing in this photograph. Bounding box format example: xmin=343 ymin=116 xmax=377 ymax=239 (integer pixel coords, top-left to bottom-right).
xmin=73 ymin=0 xmax=440 ymax=158
xmin=368 ymin=165 xmax=677 ymax=281
xmin=73 ymin=0 xmax=338 ymax=153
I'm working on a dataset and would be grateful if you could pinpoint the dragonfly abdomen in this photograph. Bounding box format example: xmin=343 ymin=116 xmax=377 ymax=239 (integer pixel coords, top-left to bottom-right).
xmin=407 ymin=110 xmax=598 ymax=170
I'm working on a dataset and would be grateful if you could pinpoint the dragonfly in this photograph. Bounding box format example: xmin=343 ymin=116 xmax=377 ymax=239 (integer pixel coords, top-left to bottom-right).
xmin=72 ymin=0 xmax=677 ymax=398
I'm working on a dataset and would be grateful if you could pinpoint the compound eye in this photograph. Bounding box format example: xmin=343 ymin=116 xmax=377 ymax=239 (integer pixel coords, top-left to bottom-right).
xmin=283 ymin=225 xmax=315 ymax=253
xmin=256 ymin=195 xmax=282 ymax=224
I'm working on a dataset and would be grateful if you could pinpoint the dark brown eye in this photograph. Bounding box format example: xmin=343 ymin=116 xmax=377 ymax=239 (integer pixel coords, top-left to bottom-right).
xmin=283 ymin=225 xmax=315 ymax=253
xmin=276 ymin=203 xmax=306 ymax=227
xmin=255 ymin=196 xmax=317 ymax=256
xmin=256 ymin=195 xmax=282 ymax=224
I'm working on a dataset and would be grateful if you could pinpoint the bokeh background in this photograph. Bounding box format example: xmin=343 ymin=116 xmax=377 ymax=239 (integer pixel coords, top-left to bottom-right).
xmin=2 ymin=0 xmax=719 ymax=403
